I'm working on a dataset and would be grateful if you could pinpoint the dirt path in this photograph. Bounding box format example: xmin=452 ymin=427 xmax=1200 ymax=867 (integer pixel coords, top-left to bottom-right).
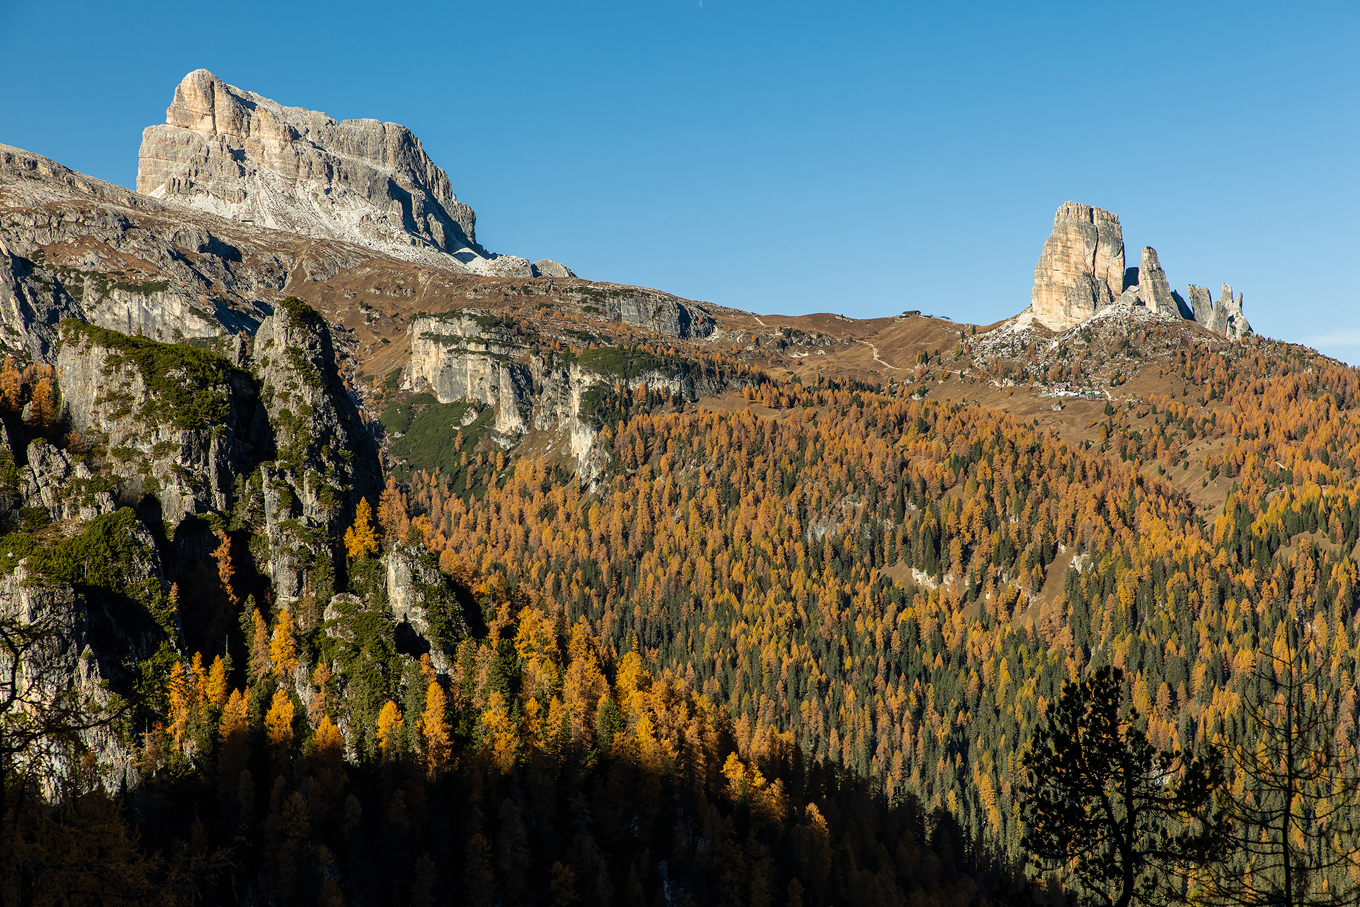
xmin=863 ymin=341 xmax=902 ymax=370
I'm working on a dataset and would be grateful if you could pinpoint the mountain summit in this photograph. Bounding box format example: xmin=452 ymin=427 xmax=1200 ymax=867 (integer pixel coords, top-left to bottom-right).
xmin=137 ymin=69 xmax=550 ymax=277
xmin=1025 ymin=201 xmax=1250 ymax=338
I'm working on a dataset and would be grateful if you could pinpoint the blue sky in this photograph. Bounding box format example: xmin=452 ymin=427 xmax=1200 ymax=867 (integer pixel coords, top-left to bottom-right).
xmin=2 ymin=1 xmax=1357 ymax=360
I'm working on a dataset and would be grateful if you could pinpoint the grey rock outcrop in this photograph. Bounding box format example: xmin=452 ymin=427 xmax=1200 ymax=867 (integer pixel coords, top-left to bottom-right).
xmin=0 ymin=565 xmax=128 ymax=789
xmin=384 ymin=543 xmax=465 ymax=672
xmin=20 ymin=439 xmax=117 ymax=522
xmin=1030 ymin=202 xmax=1126 ymax=329
xmin=1182 ymin=282 xmax=1252 ymax=339
xmin=57 ymin=321 xmax=262 ymax=526
xmin=0 ymin=513 xmax=172 ymax=792
xmin=0 ymin=237 xmax=84 ymax=360
xmin=532 ymin=259 xmax=576 ymax=279
xmin=1188 ymin=285 xmax=1214 ymax=325
xmin=561 ymin=285 xmax=715 ymax=339
xmin=1135 ymin=247 xmax=1178 ymax=318
xmin=1208 ymin=283 xmax=1252 ymax=340
xmin=406 ymin=310 xmax=533 ymax=435
xmin=137 ymin=69 xmax=537 ymax=276
xmin=253 ymin=301 xmax=381 ymax=600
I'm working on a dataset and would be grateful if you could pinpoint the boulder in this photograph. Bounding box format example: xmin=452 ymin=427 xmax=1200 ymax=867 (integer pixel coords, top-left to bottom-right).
xmin=532 ymin=259 xmax=576 ymax=279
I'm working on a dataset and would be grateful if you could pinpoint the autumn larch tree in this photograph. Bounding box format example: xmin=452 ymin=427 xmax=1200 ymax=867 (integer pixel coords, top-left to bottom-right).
xmin=344 ymin=497 xmax=380 ymax=559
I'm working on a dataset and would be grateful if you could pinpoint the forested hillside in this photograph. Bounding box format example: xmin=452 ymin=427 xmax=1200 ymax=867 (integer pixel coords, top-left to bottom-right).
xmin=6 ymin=306 xmax=1360 ymax=906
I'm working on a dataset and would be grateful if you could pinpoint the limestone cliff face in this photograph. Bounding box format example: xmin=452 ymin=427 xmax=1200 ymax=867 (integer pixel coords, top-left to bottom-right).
xmin=0 ymin=237 xmax=83 ymax=360
xmin=1030 ymin=202 xmax=1126 ymax=330
xmin=1 ymin=143 xmax=284 ymax=355
xmin=53 ymin=304 xmax=384 ymax=604
xmin=253 ymin=301 xmax=382 ymax=600
xmin=562 ymin=285 xmax=715 ymax=340
xmin=137 ymin=70 xmax=536 ymax=277
xmin=56 ymin=321 xmax=262 ymax=526
xmin=404 ymin=308 xmax=734 ymax=483
xmin=405 ymin=311 xmax=532 ymax=434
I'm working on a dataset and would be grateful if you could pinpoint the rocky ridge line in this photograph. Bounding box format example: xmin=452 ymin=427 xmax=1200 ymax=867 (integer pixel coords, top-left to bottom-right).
xmin=1027 ymin=200 xmax=1251 ymax=339
xmin=137 ymin=69 xmax=548 ymax=278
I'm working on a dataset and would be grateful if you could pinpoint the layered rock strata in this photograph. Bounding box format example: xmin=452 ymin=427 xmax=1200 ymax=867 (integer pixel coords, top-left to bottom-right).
xmin=405 ymin=310 xmax=533 ymax=434
xmin=137 ymin=70 xmax=537 ymax=277
xmin=1030 ymin=202 xmax=1126 ymax=330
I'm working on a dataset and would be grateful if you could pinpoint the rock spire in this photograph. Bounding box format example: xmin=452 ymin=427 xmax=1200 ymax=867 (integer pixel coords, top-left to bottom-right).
xmin=1027 ymin=201 xmax=1252 ymax=339
xmin=1135 ymin=247 xmax=1178 ymax=317
xmin=1029 ymin=202 xmax=1126 ymax=330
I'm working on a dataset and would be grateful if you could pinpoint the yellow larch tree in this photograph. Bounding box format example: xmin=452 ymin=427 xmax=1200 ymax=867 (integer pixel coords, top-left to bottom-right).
xmin=481 ymin=690 xmax=518 ymax=772
xmin=265 ymin=689 xmax=295 ymax=762
xmin=420 ymin=682 xmax=451 ymax=778
xmin=344 ymin=498 xmax=380 ymax=559
xmin=206 ymin=655 xmax=229 ymax=709
xmin=270 ymin=609 xmax=299 ymax=680
xmin=308 ymin=663 xmax=332 ymax=728
xmin=29 ymin=376 xmax=55 ymax=426
xmin=376 ymin=700 xmax=404 ymax=759
xmin=0 ymin=356 xmax=20 ymax=410
xmin=248 ymin=609 xmax=271 ymax=684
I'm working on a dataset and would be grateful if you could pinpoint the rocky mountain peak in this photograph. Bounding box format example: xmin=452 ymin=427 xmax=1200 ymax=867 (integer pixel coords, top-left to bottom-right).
xmin=1026 ymin=201 xmax=1250 ymax=339
xmin=137 ymin=70 xmax=537 ymax=277
xmin=1135 ymin=246 xmax=1178 ymax=317
xmin=1029 ymin=201 xmax=1126 ymax=330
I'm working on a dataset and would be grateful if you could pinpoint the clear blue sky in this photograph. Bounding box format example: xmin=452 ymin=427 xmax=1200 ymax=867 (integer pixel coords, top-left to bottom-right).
xmin=2 ymin=1 xmax=1357 ymax=360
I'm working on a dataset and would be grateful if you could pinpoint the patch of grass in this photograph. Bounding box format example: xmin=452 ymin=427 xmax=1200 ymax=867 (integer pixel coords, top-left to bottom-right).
xmin=278 ymin=295 xmax=323 ymax=328
xmin=389 ymin=402 xmax=500 ymax=493
xmin=571 ymin=347 xmax=674 ymax=380
xmin=381 ymin=392 xmax=443 ymax=436
xmin=381 ymin=402 xmax=414 ymax=435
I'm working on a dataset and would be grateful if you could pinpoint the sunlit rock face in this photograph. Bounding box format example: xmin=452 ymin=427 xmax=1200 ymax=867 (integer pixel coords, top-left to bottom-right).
xmin=1029 ymin=201 xmax=1126 ymax=330
xmin=137 ymin=69 xmax=532 ymax=277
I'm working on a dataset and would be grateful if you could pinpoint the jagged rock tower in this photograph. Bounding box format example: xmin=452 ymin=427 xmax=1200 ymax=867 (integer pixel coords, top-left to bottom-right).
xmin=1028 ymin=201 xmax=1251 ymax=338
xmin=1029 ymin=202 xmax=1126 ymax=330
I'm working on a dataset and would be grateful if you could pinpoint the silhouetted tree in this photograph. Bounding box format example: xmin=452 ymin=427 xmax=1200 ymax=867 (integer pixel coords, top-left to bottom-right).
xmin=1200 ymin=635 xmax=1360 ymax=907
xmin=1020 ymin=665 xmax=1228 ymax=907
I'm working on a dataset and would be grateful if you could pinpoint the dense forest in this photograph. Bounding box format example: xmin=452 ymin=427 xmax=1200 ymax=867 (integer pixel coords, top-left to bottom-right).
xmin=6 ymin=321 xmax=1360 ymax=906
